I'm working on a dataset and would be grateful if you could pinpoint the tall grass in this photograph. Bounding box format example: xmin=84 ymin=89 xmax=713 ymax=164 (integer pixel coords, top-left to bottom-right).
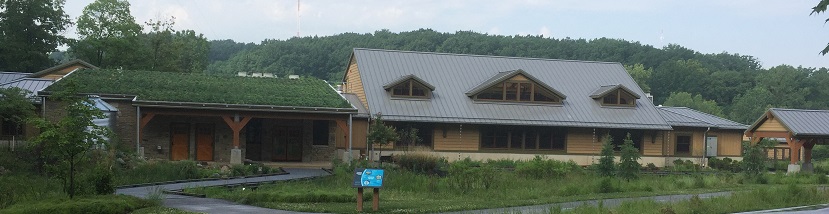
xmin=114 ymin=160 xmax=207 ymax=186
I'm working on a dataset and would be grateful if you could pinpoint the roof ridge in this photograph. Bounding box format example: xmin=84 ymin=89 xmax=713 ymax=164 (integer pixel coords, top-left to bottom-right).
xmin=353 ymin=48 xmax=622 ymax=65
xmin=679 ymin=106 xmax=746 ymax=125
xmin=771 ymin=108 xmax=829 ymax=113
xmin=659 ymin=107 xmax=716 ymax=126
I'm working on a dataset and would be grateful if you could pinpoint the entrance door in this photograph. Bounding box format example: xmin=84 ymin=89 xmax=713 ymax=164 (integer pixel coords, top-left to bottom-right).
xmin=195 ymin=124 xmax=214 ymax=161
xmin=272 ymin=126 xmax=303 ymax=161
xmin=171 ymin=123 xmax=190 ymax=161
xmin=706 ymin=136 xmax=718 ymax=157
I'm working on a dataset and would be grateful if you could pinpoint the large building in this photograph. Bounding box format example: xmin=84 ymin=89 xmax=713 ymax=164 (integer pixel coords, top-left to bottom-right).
xmin=338 ymin=48 xmax=747 ymax=166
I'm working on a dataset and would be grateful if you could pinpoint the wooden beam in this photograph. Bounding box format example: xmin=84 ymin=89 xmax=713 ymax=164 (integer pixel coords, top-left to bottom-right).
xmin=750 ymin=131 xmax=789 ymax=139
xmin=222 ymin=116 xmax=252 ymax=148
xmin=140 ymin=113 xmax=155 ymax=130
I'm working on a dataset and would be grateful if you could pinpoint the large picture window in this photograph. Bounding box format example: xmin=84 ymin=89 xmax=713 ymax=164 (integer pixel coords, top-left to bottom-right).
xmin=475 ymin=81 xmax=562 ymax=103
xmin=481 ymin=126 xmax=566 ymax=150
xmin=392 ymin=123 xmax=434 ymax=148
xmin=601 ymin=129 xmax=643 ymax=151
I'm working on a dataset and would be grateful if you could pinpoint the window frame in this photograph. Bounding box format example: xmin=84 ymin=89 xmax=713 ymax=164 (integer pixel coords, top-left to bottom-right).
xmin=390 ymin=80 xmax=431 ymax=98
xmin=675 ymin=134 xmax=693 ymax=156
xmin=601 ymin=89 xmax=637 ymax=107
xmin=480 ymin=126 xmax=566 ymax=151
xmin=473 ymin=80 xmax=562 ymax=104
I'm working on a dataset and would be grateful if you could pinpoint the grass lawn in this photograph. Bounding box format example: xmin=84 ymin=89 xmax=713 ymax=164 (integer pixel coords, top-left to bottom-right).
xmin=187 ymin=159 xmax=829 ymax=214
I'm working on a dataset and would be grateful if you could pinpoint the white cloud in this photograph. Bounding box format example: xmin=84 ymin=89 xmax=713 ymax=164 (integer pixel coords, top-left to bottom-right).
xmin=539 ymin=26 xmax=552 ymax=38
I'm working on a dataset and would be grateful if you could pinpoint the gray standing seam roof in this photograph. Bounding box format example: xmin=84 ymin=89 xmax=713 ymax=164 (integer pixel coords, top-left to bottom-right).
xmin=0 ymin=78 xmax=54 ymax=98
xmin=756 ymin=108 xmax=829 ymax=137
xmin=657 ymin=107 xmax=747 ymax=130
xmin=382 ymin=74 xmax=436 ymax=91
xmin=589 ymin=84 xmax=641 ymax=99
xmin=342 ymin=93 xmax=370 ymax=118
xmin=351 ymin=48 xmax=672 ymax=130
xmin=0 ymin=72 xmax=29 ymax=84
xmin=464 ymin=69 xmax=567 ymax=99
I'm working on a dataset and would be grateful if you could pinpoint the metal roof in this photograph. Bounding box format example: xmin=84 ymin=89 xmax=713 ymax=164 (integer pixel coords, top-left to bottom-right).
xmin=0 ymin=78 xmax=54 ymax=98
xmin=382 ymin=74 xmax=436 ymax=91
xmin=657 ymin=106 xmax=747 ymax=130
xmin=342 ymin=93 xmax=370 ymax=118
xmin=29 ymin=59 xmax=98 ymax=78
xmin=464 ymin=69 xmax=567 ymax=99
xmin=351 ymin=48 xmax=672 ymax=130
xmin=0 ymin=72 xmax=29 ymax=84
xmin=589 ymin=84 xmax=641 ymax=99
xmin=749 ymin=108 xmax=829 ymax=137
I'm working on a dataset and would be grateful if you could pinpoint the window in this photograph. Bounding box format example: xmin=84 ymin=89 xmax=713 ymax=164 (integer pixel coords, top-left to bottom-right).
xmin=312 ymin=120 xmax=330 ymax=146
xmin=603 ymin=129 xmax=643 ymax=151
xmin=676 ymin=135 xmax=691 ymax=155
xmin=390 ymin=80 xmax=430 ymax=98
xmin=602 ymin=90 xmax=636 ymax=106
xmin=392 ymin=123 xmax=434 ymax=148
xmin=1 ymin=120 xmax=23 ymax=136
xmin=481 ymin=126 xmax=566 ymax=150
xmin=475 ymin=81 xmax=562 ymax=103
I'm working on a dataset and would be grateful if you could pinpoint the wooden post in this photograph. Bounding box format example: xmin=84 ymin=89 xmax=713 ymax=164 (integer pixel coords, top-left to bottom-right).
xmin=222 ymin=116 xmax=252 ymax=148
xmin=357 ymin=188 xmax=364 ymax=212
xmin=372 ymin=188 xmax=379 ymax=211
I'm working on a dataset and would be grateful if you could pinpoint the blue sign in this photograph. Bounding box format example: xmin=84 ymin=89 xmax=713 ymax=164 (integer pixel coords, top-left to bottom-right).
xmin=352 ymin=168 xmax=384 ymax=188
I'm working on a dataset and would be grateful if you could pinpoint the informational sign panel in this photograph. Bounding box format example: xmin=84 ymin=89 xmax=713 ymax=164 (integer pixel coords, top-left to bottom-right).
xmin=352 ymin=168 xmax=384 ymax=188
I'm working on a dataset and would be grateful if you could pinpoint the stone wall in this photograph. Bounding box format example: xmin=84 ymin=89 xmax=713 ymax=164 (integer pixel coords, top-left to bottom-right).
xmin=141 ymin=115 xmax=240 ymax=162
xmin=308 ymin=121 xmax=337 ymax=162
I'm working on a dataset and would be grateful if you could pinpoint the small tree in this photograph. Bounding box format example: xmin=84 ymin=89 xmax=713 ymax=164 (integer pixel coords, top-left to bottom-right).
xmin=742 ymin=139 xmax=774 ymax=178
xmin=367 ymin=114 xmax=398 ymax=164
xmin=618 ymin=133 xmax=641 ymax=180
xmin=397 ymin=126 xmax=422 ymax=149
xmin=0 ymin=87 xmax=36 ymax=135
xmin=597 ymin=134 xmax=615 ymax=177
xmin=30 ymin=81 xmax=110 ymax=199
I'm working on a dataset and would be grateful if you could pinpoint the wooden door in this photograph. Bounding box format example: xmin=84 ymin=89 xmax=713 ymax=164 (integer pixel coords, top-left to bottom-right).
xmin=171 ymin=123 xmax=190 ymax=161
xmin=196 ymin=124 xmax=214 ymax=161
xmin=272 ymin=126 xmax=303 ymax=161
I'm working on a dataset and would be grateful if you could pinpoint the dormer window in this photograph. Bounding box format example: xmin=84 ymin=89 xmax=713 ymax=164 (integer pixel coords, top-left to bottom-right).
xmin=590 ymin=84 xmax=640 ymax=107
xmin=384 ymin=74 xmax=435 ymax=98
xmin=466 ymin=69 xmax=566 ymax=104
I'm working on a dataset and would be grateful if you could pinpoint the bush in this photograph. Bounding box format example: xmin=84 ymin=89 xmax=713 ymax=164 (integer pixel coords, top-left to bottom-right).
xmin=114 ymin=160 xmax=205 ymax=186
xmin=393 ymin=152 xmax=446 ymax=174
xmin=596 ymin=177 xmax=619 ymax=193
xmin=812 ymin=145 xmax=829 ymax=161
xmin=596 ymin=134 xmax=615 ymax=177
xmin=240 ymin=191 xmax=370 ymax=203
xmin=708 ymin=157 xmax=741 ymax=172
xmin=0 ymin=195 xmax=152 ymax=214
xmin=672 ymin=159 xmax=702 ymax=172
xmin=447 ymin=158 xmax=498 ymax=192
xmin=742 ymin=141 xmax=770 ymax=177
xmin=618 ymin=134 xmax=641 ymax=180
xmin=515 ymin=156 xmax=580 ymax=179
xmin=645 ymin=163 xmax=658 ymax=171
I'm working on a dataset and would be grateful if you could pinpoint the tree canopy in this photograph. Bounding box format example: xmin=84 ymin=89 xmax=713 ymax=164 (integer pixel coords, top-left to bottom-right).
xmin=0 ymin=0 xmax=72 ymax=72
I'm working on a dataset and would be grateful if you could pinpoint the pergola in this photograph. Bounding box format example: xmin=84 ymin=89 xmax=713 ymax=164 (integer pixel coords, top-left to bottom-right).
xmin=745 ymin=108 xmax=829 ymax=173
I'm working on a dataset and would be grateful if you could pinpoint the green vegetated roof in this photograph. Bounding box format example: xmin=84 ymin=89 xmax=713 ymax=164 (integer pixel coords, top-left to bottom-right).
xmin=46 ymin=69 xmax=352 ymax=108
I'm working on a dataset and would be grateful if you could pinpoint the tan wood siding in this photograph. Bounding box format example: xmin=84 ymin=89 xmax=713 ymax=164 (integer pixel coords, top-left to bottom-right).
xmin=566 ymin=128 xmax=597 ymax=154
xmin=642 ymin=131 xmax=663 ymax=156
xmin=756 ymin=118 xmax=787 ymax=132
xmin=344 ymin=56 xmax=369 ymax=110
xmin=433 ymin=124 xmax=480 ymax=151
xmin=335 ymin=119 xmax=369 ymax=149
xmin=666 ymin=128 xmax=704 ymax=157
xmin=714 ymin=131 xmax=743 ymax=156
xmin=508 ymin=74 xmax=529 ymax=81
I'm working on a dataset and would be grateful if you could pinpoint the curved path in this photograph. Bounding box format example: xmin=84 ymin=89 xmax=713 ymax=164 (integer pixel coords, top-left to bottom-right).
xmin=116 ymin=168 xmax=330 ymax=214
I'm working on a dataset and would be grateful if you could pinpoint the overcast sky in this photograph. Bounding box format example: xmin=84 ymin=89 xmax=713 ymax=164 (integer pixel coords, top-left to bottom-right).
xmin=62 ymin=0 xmax=829 ymax=69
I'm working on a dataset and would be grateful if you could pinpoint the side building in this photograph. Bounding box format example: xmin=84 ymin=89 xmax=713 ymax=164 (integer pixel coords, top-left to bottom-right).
xmin=339 ymin=48 xmax=747 ymax=166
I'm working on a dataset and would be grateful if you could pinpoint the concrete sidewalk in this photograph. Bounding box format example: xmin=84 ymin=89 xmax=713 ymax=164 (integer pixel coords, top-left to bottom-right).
xmin=116 ymin=168 xmax=330 ymax=214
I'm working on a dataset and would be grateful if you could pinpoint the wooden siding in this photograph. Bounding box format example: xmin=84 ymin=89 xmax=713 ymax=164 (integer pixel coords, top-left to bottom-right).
xmin=756 ymin=117 xmax=787 ymax=132
xmin=335 ymin=119 xmax=369 ymax=149
xmin=642 ymin=131 xmax=663 ymax=156
xmin=433 ymin=124 xmax=480 ymax=151
xmin=714 ymin=131 xmax=743 ymax=156
xmin=663 ymin=128 xmax=703 ymax=156
xmin=508 ymin=74 xmax=529 ymax=81
xmin=344 ymin=56 xmax=369 ymax=110
xmin=566 ymin=128 xmax=597 ymax=154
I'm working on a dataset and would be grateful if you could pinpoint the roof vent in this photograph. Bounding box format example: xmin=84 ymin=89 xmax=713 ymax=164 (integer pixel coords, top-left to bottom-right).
xmin=288 ymin=75 xmax=299 ymax=80
xmin=646 ymin=93 xmax=654 ymax=103
xmin=237 ymin=72 xmax=247 ymax=77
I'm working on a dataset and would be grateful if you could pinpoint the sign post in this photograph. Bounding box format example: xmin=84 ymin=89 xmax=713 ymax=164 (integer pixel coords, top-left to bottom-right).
xmin=353 ymin=168 xmax=384 ymax=212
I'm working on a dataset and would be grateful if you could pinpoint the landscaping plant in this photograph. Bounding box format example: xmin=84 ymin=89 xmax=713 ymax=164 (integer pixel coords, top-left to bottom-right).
xmin=618 ymin=134 xmax=641 ymax=180
xmin=367 ymin=114 xmax=399 ymax=163
xmin=597 ymin=134 xmax=615 ymax=177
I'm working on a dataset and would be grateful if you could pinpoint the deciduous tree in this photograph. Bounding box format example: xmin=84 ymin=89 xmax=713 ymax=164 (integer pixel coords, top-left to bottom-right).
xmin=0 ymin=0 xmax=71 ymax=72
xmin=70 ymin=0 xmax=141 ymax=68
xmin=663 ymin=92 xmax=724 ymax=117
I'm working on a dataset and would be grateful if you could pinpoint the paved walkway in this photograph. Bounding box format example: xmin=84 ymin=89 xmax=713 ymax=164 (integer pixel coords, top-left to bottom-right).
xmin=116 ymin=168 xmax=330 ymax=214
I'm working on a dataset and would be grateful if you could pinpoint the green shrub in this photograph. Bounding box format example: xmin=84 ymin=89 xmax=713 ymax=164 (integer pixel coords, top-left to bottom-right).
xmin=240 ymin=191 xmax=369 ymax=203
xmin=618 ymin=134 xmax=641 ymax=180
xmin=742 ymin=141 xmax=770 ymax=177
xmin=708 ymin=157 xmax=741 ymax=172
xmin=447 ymin=158 xmax=498 ymax=192
xmin=484 ymin=159 xmax=517 ymax=169
xmin=812 ymin=145 xmax=829 ymax=161
xmin=596 ymin=134 xmax=615 ymax=177
xmin=596 ymin=177 xmax=619 ymax=193
xmin=515 ymin=156 xmax=579 ymax=179
xmin=645 ymin=163 xmax=658 ymax=171
xmin=393 ymin=152 xmax=446 ymax=174
xmin=114 ymin=160 xmax=206 ymax=186
xmin=0 ymin=195 xmax=152 ymax=214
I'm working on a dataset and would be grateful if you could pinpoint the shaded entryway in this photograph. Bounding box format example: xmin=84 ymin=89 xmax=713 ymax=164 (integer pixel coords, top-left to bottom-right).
xmin=745 ymin=108 xmax=829 ymax=173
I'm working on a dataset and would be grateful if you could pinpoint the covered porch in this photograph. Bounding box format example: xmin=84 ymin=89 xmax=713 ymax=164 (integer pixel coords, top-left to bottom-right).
xmin=136 ymin=102 xmax=357 ymax=164
xmin=745 ymin=108 xmax=829 ymax=173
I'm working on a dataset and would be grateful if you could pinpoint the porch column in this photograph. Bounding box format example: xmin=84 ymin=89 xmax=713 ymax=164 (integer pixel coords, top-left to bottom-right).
xmin=802 ymin=139 xmax=816 ymax=173
xmin=786 ymin=134 xmax=804 ymax=174
xmin=223 ymin=115 xmax=252 ymax=164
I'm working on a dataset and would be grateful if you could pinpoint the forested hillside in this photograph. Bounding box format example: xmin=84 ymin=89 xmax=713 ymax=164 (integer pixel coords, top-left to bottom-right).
xmin=207 ymin=29 xmax=829 ymax=124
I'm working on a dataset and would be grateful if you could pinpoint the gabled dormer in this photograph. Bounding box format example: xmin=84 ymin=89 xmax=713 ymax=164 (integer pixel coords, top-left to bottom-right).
xmin=589 ymin=84 xmax=640 ymax=107
xmin=465 ymin=69 xmax=566 ymax=104
xmin=383 ymin=74 xmax=435 ymax=98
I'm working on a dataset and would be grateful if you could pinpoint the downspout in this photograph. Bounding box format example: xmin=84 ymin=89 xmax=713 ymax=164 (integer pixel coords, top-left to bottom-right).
xmin=348 ymin=114 xmax=353 ymax=162
xmin=703 ymin=127 xmax=711 ymax=167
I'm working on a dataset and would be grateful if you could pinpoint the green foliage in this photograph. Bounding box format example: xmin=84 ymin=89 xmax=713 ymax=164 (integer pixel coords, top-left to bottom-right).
xmin=0 ymin=195 xmax=153 ymax=214
xmin=446 ymin=158 xmax=498 ymax=192
xmin=670 ymin=159 xmax=702 ymax=172
xmin=814 ymin=0 xmax=829 ymax=55
xmin=515 ymin=156 xmax=580 ymax=179
xmin=45 ymin=69 xmax=351 ymax=108
xmin=29 ymin=81 xmax=111 ymax=199
xmin=812 ymin=145 xmax=829 ymax=161
xmin=662 ymin=92 xmax=724 ymax=117
xmin=393 ymin=152 xmax=446 ymax=174
xmin=624 ymin=63 xmax=652 ymax=93
xmin=708 ymin=157 xmax=741 ymax=172
xmin=0 ymin=87 xmax=35 ymax=127
xmin=72 ymin=0 xmax=142 ymax=68
xmin=618 ymin=134 xmax=641 ymax=180
xmin=0 ymin=0 xmax=71 ymax=72
xmin=114 ymin=160 xmax=202 ymax=186
xmin=367 ymin=114 xmax=399 ymax=160
xmin=595 ymin=177 xmax=619 ymax=193
xmin=597 ymin=134 xmax=616 ymax=177
xmin=396 ymin=127 xmax=423 ymax=147
xmin=742 ymin=140 xmax=772 ymax=178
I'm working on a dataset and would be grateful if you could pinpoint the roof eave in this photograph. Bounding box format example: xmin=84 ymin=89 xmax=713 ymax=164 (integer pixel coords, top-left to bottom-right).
xmin=132 ymin=100 xmax=357 ymax=114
